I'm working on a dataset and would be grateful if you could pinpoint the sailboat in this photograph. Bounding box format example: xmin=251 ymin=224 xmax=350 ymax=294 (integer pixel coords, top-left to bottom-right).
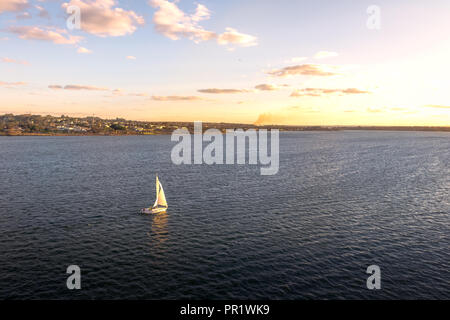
xmin=141 ymin=175 xmax=168 ymax=214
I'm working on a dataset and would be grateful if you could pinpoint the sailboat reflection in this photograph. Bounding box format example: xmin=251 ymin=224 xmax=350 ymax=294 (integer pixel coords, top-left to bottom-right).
xmin=150 ymin=211 xmax=168 ymax=245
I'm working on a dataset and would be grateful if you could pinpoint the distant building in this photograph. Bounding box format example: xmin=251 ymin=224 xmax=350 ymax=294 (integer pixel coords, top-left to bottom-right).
xmin=5 ymin=127 xmax=23 ymax=136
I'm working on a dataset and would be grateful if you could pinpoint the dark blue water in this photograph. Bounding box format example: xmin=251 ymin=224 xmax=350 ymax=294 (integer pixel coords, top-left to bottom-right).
xmin=0 ymin=131 xmax=449 ymax=299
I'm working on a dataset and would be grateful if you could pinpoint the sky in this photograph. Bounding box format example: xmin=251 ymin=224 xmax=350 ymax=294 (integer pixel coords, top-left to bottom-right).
xmin=0 ymin=0 xmax=450 ymax=125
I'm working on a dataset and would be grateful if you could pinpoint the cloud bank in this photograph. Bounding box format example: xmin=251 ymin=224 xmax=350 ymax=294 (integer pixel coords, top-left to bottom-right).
xmin=150 ymin=0 xmax=257 ymax=47
xmin=49 ymin=84 xmax=109 ymax=91
xmin=7 ymin=26 xmax=82 ymax=44
xmin=152 ymin=95 xmax=203 ymax=101
xmin=198 ymin=88 xmax=250 ymax=94
xmin=268 ymin=64 xmax=337 ymax=77
xmin=62 ymin=0 xmax=145 ymax=37
xmin=291 ymin=87 xmax=370 ymax=97
xmin=0 ymin=81 xmax=27 ymax=86
xmin=0 ymin=0 xmax=29 ymax=13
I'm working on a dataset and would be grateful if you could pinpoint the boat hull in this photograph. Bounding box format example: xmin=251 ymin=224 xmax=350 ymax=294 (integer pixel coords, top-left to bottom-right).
xmin=141 ymin=207 xmax=167 ymax=214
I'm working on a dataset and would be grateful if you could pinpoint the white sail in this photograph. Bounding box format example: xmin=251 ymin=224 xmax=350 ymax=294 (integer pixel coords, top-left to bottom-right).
xmin=153 ymin=176 xmax=168 ymax=208
xmin=157 ymin=181 xmax=168 ymax=207
xmin=152 ymin=176 xmax=159 ymax=208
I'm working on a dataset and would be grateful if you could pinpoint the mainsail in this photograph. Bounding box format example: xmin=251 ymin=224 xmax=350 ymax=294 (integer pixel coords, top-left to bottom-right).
xmin=153 ymin=176 xmax=168 ymax=208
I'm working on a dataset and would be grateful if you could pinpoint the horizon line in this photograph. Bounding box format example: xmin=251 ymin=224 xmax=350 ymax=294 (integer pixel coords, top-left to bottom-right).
xmin=1 ymin=112 xmax=450 ymax=129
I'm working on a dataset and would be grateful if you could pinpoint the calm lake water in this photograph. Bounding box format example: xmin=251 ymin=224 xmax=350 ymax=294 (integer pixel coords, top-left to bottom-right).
xmin=0 ymin=131 xmax=449 ymax=299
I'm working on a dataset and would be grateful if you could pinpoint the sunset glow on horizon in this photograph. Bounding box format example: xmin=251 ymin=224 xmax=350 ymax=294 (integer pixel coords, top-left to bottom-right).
xmin=1 ymin=0 xmax=449 ymax=126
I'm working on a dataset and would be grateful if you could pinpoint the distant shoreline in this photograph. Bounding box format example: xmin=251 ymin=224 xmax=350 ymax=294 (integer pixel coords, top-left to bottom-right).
xmin=1 ymin=113 xmax=449 ymax=136
xmin=1 ymin=127 xmax=449 ymax=137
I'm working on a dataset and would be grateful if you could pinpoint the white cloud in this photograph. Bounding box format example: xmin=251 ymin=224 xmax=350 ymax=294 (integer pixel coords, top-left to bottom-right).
xmin=268 ymin=64 xmax=338 ymax=77
xmin=149 ymin=0 xmax=215 ymax=42
xmin=0 ymin=81 xmax=27 ymax=87
xmin=152 ymin=95 xmax=203 ymax=101
xmin=7 ymin=26 xmax=82 ymax=45
xmin=191 ymin=4 xmax=210 ymax=22
xmin=62 ymin=0 xmax=144 ymax=37
xmin=77 ymin=47 xmax=92 ymax=54
xmin=198 ymin=88 xmax=251 ymax=94
xmin=290 ymin=87 xmax=370 ymax=97
xmin=48 ymin=85 xmax=63 ymax=89
xmin=63 ymin=84 xmax=109 ymax=91
xmin=149 ymin=0 xmax=257 ymax=47
xmin=217 ymin=28 xmax=257 ymax=47
xmin=2 ymin=57 xmax=30 ymax=65
xmin=0 ymin=0 xmax=29 ymax=13
xmin=255 ymin=84 xmax=288 ymax=91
